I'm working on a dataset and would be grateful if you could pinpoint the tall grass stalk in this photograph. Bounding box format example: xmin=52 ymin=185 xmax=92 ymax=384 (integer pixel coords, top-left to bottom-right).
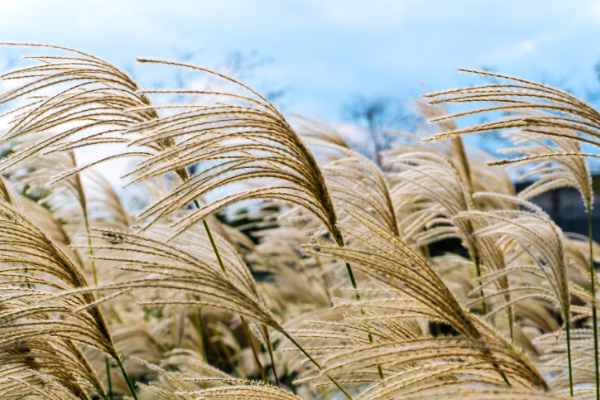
xmin=344 ymin=259 xmax=385 ymax=379
xmin=453 ymin=138 xmax=490 ymax=320
xmin=194 ymin=200 xmax=279 ymax=386
xmin=198 ymin=208 xmax=351 ymax=397
xmin=455 ymin=136 xmax=514 ymax=342
xmin=192 ymin=307 xmax=208 ymax=362
xmin=566 ymin=318 xmax=574 ymax=397
xmin=588 ymin=201 xmax=599 ymax=400
xmin=105 ymin=357 xmax=113 ymax=400
xmin=193 ymin=199 xmax=269 ymax=384
xmin=78 ymin=169 xmax=129 ymax=400
xmin=281 ymin=330 xmax=354 ymax=400
xmin=113 ymin=346 xmax=139 ymax=400
xmin=263 ymin=325 xmax=281 ymax=386
xmin=87 ymin=210 xmax=136 ymax=399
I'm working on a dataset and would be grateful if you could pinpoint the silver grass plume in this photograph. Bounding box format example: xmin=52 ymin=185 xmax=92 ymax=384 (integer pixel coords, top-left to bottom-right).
xmin=0 ymin=44 xmax=156 ymax=176
xmin=0 ymin=201 xmax=114 ymax=398
xmin=87 ymin=226 xmax=353 ymax=397
xmin=127 ymin=59 xmax=345 ymax=247
xmin=423 ymin=69 xmax=600 ymax=151
xmin=424 ymin=69 xmax=600 ymax=398
xmin=310 ymin=212 xmax=549 ymax=391
xmin=458 ymin=193 xmax=576 ymax=393
xmin=307 ymin=138 xmax=399 ymax=237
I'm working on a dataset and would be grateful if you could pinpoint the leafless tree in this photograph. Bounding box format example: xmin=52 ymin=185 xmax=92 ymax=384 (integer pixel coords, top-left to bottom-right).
xmin=343 ymin=94 xmax=410 ymax=168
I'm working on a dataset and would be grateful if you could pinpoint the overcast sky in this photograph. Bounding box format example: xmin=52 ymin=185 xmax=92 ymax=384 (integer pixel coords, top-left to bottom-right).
xmin=2 ymin=1 xmax=600 ymax=186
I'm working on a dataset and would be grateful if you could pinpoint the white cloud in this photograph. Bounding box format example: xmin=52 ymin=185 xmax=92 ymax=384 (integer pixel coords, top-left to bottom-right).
xmin=483 ymin=39 xmax=537 ymax=64
xmin=316 ymin=0 xmax=408 ymax=31
xmin=335 ymin=122 xmax=362 ymax=138
xmin=593 ymin=1 xmax=600 ymax=18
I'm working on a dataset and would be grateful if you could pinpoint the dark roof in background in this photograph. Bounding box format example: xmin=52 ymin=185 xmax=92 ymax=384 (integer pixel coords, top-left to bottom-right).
xmin=514 ymin=176 xmax=599 ymax=238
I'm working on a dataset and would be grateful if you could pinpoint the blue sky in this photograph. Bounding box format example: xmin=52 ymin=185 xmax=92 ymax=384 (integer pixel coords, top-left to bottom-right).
xmin=3 ymin=0 xmax=600 ymax=122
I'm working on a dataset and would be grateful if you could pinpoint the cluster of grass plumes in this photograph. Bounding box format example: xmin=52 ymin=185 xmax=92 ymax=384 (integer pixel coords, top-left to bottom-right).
xmin=1 ymin=45 xmax=600 ymax=400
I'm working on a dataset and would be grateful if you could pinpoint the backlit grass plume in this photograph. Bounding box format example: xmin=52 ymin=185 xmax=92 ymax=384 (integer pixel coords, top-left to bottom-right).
xmin=89 ymin=227 xmax=278 ymax=328
xmin=126 ymin=59 xmax=384 ymax=383
xmin=310 ymin=213 xmax=548 ymax=391
xmin=425 ymin=69 xmax=600 ymax=398
xmin=127 ymin=59 xmax=345 ymax=245
xmin=0 ymin=200 xmax=128 ymax=398
xmin=0 ymin=44 xmax=154 ymax=175
xmin=88 ymin=225 xmax=354 ymax=398
xmin=423 ymin=69 xmax=600 ymax=150
xmin=309 ymin=139 xmax=399 ymax=237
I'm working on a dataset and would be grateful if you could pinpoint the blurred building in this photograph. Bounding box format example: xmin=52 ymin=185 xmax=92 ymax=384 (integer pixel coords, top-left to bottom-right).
xmin=515 ymin=178 xmax=600 ymax=238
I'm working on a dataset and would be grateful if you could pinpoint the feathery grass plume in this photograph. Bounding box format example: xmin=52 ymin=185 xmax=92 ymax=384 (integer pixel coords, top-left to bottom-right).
xmin=87 ymin=225 xmax=352 ymax=398
xmin=328 ymin=357 xmax=510 ymax=399
xmin=309 ymin=212 xmax=549 ymax=390
xmin=388 ymin=151 xmax=475 ymax=256
xmin=458 ymin=193 xmax=575 ymax=393
xmin=159 ymin=349 xmax=256 ymax=386
xmin=187 ymin=385 xmax=304 ymax=400
xmin=9 ymin=146 xmax=134 ymax=398
xmin=0 ymin=197 xmax=153 ymax=399
xmin=535 ymin=328 xmax=596 ymax=397
xmin=490 ymin=129 xmax=593 ymax=204
xmin=85 ymin=171 xmax=134 ymax=231
xmin=17 ymin=195 xmax=87 ymax=268
xmin=296 ymin=115 xmax=352 ymax=151
xmin=409 ymin=97 xmax=475 ymax=191
xmin=126 ymin=58 xmax=378 ymax=382
xmin=0 ymin=169 xmax=73 ymax=254
xmin=0 ymin=201 xmax=114 ymax=349
xmin=390 ymin=100 xmax=517 ymax=331
xmin=88 ymin=226 xmax=275 ymax=326
xmin=268 ymin=309 xmax=351 ymax=397
xmin=136 ymin=364 xmax=200 ymax=400
xmin=11 ymin=149 xmax=102 ymax=278
xmin=0 ymin=338 xmax=106 ymax=400
xmin=423 ymin=69 xmax=600 ymax=151
xmin=256 ymin=248 xmax=332 ymax=310
xmin=308 ymin=138 xmax=399 ymax=237
xmin=564 ymin=234 xmax=600 ymax=296
xmin=149 ymin=353 xmax=246 ymax=388
xmin=414 ymin=97 xmax=516 ymax=303
xmin=0 ymin=371 xmax=93 ymax=400
xmin=128 ymin=59 xmax=343 ymax=245
xmin=0 ymin=175 xmax=108 ymax=399
xmin=141 ymin=178 xmax=274 ymax=385
xmin=388 ymin=148 xmax=515 ymax=338
xmin=396 ymin=98 xmax=515 ymax=200
xmin=142 ymin=348 xmax=556 ymax=400
xmin=288 ymin=138 xmax=426 ymax=384
xmin=488 ymin=127 xmax=599 ymax=397
xmin=423 ymin=71 xmax=600 ymax=397
xmin=280 ymin=292 xmax=439 ymax=393
xmin=297 ymin=141 xmax=397 ymax=380
xmin=0 ymin=44 xmax=155 ymax=174
xmin=134 ymin=356 xmax=301 ymax=400
xmin=392 ymin=387 xmax=565 ymax=400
